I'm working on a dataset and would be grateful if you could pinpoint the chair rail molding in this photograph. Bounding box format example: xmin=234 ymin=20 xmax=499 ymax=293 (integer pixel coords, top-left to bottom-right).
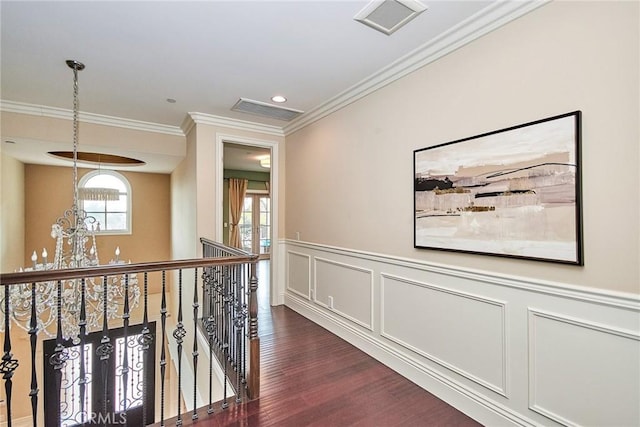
xmin=283 ymin=239 xmax=640 ymax=427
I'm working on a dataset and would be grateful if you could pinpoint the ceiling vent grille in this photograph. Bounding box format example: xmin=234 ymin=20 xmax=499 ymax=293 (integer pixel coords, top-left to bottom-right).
xmin=354 ymin=0 xmax=427 ymax=35
xmin=231 ymin=98 xmax=304 ymax=122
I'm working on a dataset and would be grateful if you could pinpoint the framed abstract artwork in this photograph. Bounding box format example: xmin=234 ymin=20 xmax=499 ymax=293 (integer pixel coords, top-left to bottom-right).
xmin=414 ymin=111 xmax=583 ymax=265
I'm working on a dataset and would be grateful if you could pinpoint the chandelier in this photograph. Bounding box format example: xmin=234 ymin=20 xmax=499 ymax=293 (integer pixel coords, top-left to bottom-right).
xmin=0 ymin=60 xmax=140 ymax=341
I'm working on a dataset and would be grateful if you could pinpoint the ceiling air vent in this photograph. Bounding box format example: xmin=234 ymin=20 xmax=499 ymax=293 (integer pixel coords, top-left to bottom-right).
xmin=354 ymin=0 xmax=427 ymax=35
xmin=231 ymin=98 xmax=304 ymax=122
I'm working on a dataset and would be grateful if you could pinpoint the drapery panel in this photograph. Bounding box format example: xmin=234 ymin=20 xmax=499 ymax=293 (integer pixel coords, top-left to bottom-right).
xmin=229 ymin=178 xmax=248 ymax=248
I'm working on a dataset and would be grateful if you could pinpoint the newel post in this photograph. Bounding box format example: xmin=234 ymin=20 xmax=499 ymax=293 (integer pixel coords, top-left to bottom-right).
xmin=247 ymin=260 xmax=260 ymax=399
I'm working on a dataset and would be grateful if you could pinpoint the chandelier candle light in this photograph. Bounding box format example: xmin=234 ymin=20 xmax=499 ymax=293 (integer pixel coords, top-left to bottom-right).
xmin=0 ymin=60 xmax=139 ymax=341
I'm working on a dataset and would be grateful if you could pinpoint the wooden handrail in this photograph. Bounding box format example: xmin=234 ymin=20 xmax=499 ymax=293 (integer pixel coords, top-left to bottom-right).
xmin=1 ymin=241 xmax=260 ymax=423
xmin=0 ymin=255 xmax=258 ymax=286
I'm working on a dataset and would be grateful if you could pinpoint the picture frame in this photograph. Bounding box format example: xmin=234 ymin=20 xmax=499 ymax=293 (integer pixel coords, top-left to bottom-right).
xmin=414 ymin=111 xmax=583 ymax=265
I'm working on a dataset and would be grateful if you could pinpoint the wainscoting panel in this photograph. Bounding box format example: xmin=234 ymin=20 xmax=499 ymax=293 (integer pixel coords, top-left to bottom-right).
xmin=286 ymin=250 xmax=311 ymax=299
xmin=528 ymin=309 xmax=640 ymax=426
xmin=315 ymin=257 xmax=374 ymax=330
xmin=283 ymin=240 xmax=640 ymax=427
xmin=381 ymin=274 xmax=506 ymax=395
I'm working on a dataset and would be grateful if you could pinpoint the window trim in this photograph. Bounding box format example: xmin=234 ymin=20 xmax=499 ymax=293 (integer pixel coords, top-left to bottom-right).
xmin=78 ymin=170 xmax=132 ymax=235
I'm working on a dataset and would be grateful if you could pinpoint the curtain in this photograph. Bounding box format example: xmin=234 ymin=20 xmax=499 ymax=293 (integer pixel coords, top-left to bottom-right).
xmin=229 ymin=178 xmax=248 ymax=248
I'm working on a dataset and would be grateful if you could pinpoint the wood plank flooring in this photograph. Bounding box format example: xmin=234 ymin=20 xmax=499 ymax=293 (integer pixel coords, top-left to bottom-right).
xmin=163 ymin=261 xmax=481 ymax=426
xmin=177 ymin=306 xmax=481 ymax=426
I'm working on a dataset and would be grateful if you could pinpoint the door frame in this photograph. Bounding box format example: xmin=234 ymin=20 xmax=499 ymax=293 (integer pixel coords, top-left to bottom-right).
xmin=215 ymin=133 xmax=281 ymax=306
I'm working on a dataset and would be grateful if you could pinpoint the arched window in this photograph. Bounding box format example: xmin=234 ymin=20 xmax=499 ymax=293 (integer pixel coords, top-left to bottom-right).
xmin=79 ymin=170 xmax=131 ymax=234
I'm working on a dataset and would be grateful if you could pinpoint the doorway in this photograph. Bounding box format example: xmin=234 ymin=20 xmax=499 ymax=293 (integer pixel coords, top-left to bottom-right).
xmin=238 ymin=193 xmax=271 ymax=260
xmin=220 ymin=137 xmax=278 ymax=306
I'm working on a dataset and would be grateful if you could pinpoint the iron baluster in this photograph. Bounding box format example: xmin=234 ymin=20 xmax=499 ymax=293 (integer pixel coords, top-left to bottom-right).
xmin=96 ymin=275 xmax=114 ymax=426
xmin=29 ymin=282 xmax=38 ymax=426
xmin=206 ymin=314 xmax=215 ymax=415
xmin=121 ymin=274 xmax=130 ymax=425
xmin=1 ymin=283 xmax=19 ymax=427
xmin=203 ymin=265 xmax=215 ymax=415
xmin=192 ymin=268 xmax=199 ymax=421
xmin=173 ymin=269 xmax=186 ymax=426
xmin=234 ymin=265 xmax=242 ymax=402
xmin=49 ymin=279 xmax=68 ymax=427
xmin=138 ymin=272 xmax=153 ymax=427
xmin=79 ymin=278 xmax=87 ymax=426
xmin=221 ymin=266 xmax=229 ymax=409
xmin=159 ymin=271 xmax=167 ymax=427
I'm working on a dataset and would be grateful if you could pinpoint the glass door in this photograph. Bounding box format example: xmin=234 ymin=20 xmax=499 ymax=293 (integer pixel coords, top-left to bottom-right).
xmin=239 ymin=194 xmax=271 ymax=259
xmin=43 ymin=323 xmax=155 ymax=427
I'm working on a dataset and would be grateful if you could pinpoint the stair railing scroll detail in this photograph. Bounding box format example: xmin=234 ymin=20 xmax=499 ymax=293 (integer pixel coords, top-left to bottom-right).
xmin=200 ymin=237 xmax=260 ymax=405
xmin=0 ymin=248 xmax=258 ymax=426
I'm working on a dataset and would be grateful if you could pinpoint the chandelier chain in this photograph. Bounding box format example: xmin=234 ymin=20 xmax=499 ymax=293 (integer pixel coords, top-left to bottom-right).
xmin=71 ymin=62 xmax=80 ymax=225
xmin=0 ymin=60 xmax=140 ymax=342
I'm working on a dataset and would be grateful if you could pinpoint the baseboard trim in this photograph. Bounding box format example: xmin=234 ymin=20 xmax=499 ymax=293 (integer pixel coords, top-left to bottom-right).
xmin=284 ymin=293 xmax=537 ymax=427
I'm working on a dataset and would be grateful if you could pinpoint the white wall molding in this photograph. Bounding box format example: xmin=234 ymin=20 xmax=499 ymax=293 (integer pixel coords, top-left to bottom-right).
xmin=283 ymin=1 xmax=549 ymax=135
xmin=284 ymin=292 xmax=537 ymax=427
xmin=275 ymin=239 xmax=287 ymax=305
xmin=283 ymin=239 xmax=640 ymax=310
xmin=285 ymin=250 xmax=311 ymax=299
xmin=528 ymin=309 xmax=640 ymax=426
xmin=283 ymin=240 xmax=640 ymax=426
xmin=380 ymin=273 xmax=508 ymax=396
xmin=1 ymin=99 xmax=184 ymax=136
xmin=314 ymin=256 xmax=375 ymax=331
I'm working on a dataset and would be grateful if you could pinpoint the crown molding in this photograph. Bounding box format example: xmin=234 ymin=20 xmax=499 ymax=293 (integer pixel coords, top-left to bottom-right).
xmin=180 ymin=113 xmax=197 ymax=136
xmin=0 ymin=100 xmax=184 ymax=136
xmin=284 ymin=0 xmax=549 ymax=135
xmin=187 ymin=112 xmax=285 ymax=137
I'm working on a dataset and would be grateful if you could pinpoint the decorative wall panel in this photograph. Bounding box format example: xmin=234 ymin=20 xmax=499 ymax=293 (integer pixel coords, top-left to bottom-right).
xmin=315 ymin=257 xmax=374 ymax=330
xmin=528 ymin=310 xmax=640 ymax=426
xmin=381 ymin=274 xmax=506 ymax=395
xmin=283 ymin=240 xmax=640 ymax=426
xmin=286 ymin=251 xmax=311 ymax=299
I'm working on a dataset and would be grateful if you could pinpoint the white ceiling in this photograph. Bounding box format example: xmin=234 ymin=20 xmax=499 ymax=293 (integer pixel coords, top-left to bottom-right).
xmin=0 ymin=0 xmax=538 ymax=172
xmin=224 ymin=143 xmax=271 ymax=173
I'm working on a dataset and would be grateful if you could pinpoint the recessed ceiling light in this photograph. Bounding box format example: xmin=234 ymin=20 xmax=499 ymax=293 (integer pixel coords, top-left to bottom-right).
xmin=271 ymin=95 xmax=287 ymax=103
xmin=259 ymin=157 xmax=271 ymax=169
xmin=166 ymin=98 xmax=177 ymax=103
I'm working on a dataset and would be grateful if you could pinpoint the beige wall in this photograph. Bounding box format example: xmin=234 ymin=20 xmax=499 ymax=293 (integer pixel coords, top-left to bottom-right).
xmin=24 ymin=165 xmax=171 ymax=281
xmin=285 ymin=1 xmax=639 ymax=294
xmin=171 ymin=129 xmax=198 ymax=261
xmin=0 ymin=152 xmax=25 ymax=273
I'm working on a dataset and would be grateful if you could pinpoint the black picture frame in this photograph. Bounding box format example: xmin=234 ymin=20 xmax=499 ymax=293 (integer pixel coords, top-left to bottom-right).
xmin=414 ymin=111 xmax=583 ymax=265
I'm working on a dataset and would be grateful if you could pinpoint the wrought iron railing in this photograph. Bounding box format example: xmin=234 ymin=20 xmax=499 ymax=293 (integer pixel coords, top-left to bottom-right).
xmin=0 ymin=244 xmax=259 ymax=426
xmin=199 ymin=238 xmax=260 ymax=403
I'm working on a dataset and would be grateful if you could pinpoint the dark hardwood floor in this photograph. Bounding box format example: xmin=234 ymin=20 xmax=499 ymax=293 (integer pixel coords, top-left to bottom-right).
xmin=169 ymin=262 xmax=481 ymax=426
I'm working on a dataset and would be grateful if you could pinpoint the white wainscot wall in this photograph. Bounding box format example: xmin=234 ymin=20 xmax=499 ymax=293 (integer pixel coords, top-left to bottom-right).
xmin=283 ymin=240 xmax=640 ymax=427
